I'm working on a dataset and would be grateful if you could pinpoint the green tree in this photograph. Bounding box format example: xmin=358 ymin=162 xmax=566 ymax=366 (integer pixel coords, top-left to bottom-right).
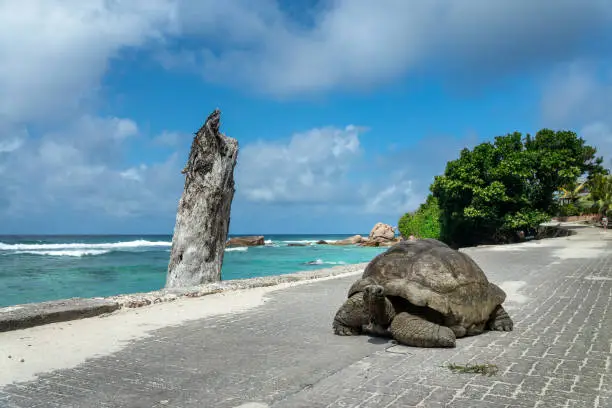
xmin=558 ymin=179 xmax=587 ymax=205
xmin=587 ymin=174 xmax=612 ymax=216
xmin=398 ymin=195 xmax=441 ymax=239
xmin=430 ymin=129 xmax=605 ymax=246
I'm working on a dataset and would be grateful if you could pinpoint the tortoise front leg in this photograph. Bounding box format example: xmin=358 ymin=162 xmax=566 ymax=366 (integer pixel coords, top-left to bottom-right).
xmin=487 ymin=305 xmax=513 ymax=331
xmin=390 ymin=312 xmax=456 ymax=348
xmin=333 ymin=293 xmax=367 ymax=336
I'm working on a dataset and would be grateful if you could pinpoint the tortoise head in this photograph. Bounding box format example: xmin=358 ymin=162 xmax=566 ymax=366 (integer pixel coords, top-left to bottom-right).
xmin=363 ymin=284 xmax=387 ymax=324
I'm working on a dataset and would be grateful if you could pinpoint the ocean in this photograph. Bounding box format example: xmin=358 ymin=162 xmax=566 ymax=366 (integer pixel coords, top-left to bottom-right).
xmin=0 ymin=234 xmax=388 ymax=307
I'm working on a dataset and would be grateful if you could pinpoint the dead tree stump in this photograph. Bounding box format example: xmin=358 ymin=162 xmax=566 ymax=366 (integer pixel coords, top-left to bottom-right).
xmin=166 ymin=109 xmax=239 ymax=288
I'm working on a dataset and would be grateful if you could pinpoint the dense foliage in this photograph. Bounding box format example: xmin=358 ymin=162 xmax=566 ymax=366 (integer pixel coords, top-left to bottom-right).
xmin=587 ymin=174 xmax=612 ymax=216
xmin=426 ymin=129 xmax=605 ymax=246
xmin=397 ymin=195 xmax=441 ymax=239
xmin=557 ymin=203 xmax=582 ymax=217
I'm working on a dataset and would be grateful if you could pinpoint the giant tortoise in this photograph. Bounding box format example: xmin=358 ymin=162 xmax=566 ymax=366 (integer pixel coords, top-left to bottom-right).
xmin=332 ymin=238 xmax=513 ymax=347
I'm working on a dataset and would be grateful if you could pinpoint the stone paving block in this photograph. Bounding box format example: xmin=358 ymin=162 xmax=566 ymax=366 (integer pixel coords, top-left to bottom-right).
xmin=448 ymin=397 xmax=508 ymax=408
xmin=356 ymin=392 xmax=399 ymax=408
xmin=461 ymin=373 xmax=498 ymax=387
xmin=418 ymin=386 xmax=458 ymax=404
xmin=566 ymin=400 xmax=593 ymax=408
xmin=497 ymin=372 xmax=527 ymax=385
xmin=519 ymin=376 xmax=553 ymax=395
xmin=456 ymin=384 xmax=489 ymax=399
xmin=390 ymin=384 xmax=436 ymax=406
xmin=326 ymin=396 xmax=363 ymax=407
xmin=482 ymin=394 xmax=536 ymax=407
xmin=489 ymin=382 xmax=519 ymax=397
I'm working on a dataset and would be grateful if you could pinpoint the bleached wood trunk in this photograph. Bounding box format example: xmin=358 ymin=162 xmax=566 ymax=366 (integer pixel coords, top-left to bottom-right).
xmin=165 ymin=109 xmax=239 ymax=288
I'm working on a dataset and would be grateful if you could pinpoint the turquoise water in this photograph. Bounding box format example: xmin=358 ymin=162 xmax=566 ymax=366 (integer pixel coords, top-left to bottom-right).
xmin=0 ymin=234 xmax=387 ymax=307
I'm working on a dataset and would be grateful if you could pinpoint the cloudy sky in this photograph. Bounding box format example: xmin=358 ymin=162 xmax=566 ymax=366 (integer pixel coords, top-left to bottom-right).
xmin=0 ymin=0 xmax=611 ymax=235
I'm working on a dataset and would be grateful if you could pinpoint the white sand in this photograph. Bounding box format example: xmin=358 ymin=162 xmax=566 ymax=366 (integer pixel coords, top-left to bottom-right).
xmin=479 ymin=232 xmax=608 ymax=260
xmin=498 ymin=280 xmax=528 ymax=309
xmin=0 ymin=270 xmax=362 ymax=386
xmin=551 ymin=240 xmax=608 ymax=259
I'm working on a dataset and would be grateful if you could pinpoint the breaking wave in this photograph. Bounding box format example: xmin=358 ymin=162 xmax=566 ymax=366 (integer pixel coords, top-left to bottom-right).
xmin=282 ymin=240 xmax=338 ymax=244
xmin=13 ymin=250 xmax=111 ymax=257
xmin=0 ymin=240 xmax=171 ymax=251
xmin=225 ymin=247 xmax=248 ymax=252
xmin=304 ymin=259 xmax=347 ymax=266
xmin=0 ymin=240 xmax=172 ymax=257
xmin=262 ymin=239 xmax=339 ymax=247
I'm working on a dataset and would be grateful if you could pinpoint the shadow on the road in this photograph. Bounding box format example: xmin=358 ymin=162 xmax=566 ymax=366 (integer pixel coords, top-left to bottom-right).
xmin=366 ymin=336 xmax=392 ymax=345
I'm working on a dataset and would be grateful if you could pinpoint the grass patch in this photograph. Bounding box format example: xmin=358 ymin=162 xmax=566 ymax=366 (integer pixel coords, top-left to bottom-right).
xmin=445 ymin=362 xmax=499 ymax=376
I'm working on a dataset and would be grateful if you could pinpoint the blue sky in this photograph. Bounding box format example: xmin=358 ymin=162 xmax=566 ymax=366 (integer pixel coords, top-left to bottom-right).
xmin=0 ymin=1 xmax=611 ymax=235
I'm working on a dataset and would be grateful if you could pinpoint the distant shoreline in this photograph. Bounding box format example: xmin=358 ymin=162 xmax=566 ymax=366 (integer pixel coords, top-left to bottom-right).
xmin=0 ymin=233 xmax=373 ymax=237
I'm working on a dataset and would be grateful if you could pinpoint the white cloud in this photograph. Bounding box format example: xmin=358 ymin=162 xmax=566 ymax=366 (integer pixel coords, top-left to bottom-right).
xmin=0 ymin=116 xmax=183 ymax=219
xmin=233 ymin=124 xmax=437 ymax=218
xmin=236 ymin=125 xmax=364 ymax=204
xmin=163 ymin=0 xmax=612 ymax=96
xmin=540 ymin=61 xmax=612 ymax=164
xmin=120 ymin=165 xmax=149 ymax=182
xmin=0 ymin=0 xmax=176 ymax=126
xmin=0 ymin=138 xmax=23 ymax=154
xmin=362 ymin=177 xmax=422 ymax=215
xmin=541 ymin=61 xmax=611 ymax=125
xmin=153 ymin=131 xmax=185 ymax=147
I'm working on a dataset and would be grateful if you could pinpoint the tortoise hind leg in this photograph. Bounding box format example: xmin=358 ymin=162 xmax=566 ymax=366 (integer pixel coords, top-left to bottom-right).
xmin=390 ymin=312 xmax=456 ymax=348
xmin=487 ymin=305 xmax=513 ymax=331
xmin=333 ymin=293 xmax=366 ymax=336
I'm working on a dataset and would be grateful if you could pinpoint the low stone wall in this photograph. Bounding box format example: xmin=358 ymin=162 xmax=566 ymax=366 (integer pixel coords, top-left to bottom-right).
xmin=552 ymin=215 xmax=598 ymax=222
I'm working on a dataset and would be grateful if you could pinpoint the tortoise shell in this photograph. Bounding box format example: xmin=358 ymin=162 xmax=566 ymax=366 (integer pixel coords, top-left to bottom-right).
xmin=349 ymin=238 xmax=506 ymax=325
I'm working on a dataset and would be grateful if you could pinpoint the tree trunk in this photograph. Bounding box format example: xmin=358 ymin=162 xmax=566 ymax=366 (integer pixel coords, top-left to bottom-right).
xmin=165 ymin=109 xmax=239 ymax=288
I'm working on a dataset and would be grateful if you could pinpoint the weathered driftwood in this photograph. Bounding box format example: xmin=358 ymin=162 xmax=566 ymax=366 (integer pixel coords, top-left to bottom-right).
xmin=166 ymin=109 xmax=239 ymax=288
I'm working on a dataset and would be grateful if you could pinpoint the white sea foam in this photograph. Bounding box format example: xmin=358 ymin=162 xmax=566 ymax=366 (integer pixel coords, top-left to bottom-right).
xmin=225 ymin=247 xmax=248 ymax=252
xmin=281 ymin=239 xmax=338 ymax=244
xmin=0 ymin=240 xmax=171 ymax=251
xmin=13 ymin=250 xmax=111 ymax=257
xmin=306 ymin=259 xmax=347 ymax=265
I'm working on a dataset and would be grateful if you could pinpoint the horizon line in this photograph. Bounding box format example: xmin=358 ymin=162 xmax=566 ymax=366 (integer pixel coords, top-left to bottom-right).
xmin=0 ymin=232 xmax=373 ymax=236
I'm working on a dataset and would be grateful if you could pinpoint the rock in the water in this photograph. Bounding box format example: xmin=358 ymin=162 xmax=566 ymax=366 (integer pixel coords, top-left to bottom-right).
xmin=331 ymin=235 xmax=364 ymax=245
xmin=360 ymin=237 xmax=401 ymax=247
xmin=226 ymin=236 xmax=265 ymax=247
xmin=369 ymin=222 xmax=396 ymax=241
xmin=316 ymin=240 xmax=328 ymax=245
xmin=166 ymin=109 xmax=239 ymax=288
xmin=358 ymin=222 xmax=400 ymax=247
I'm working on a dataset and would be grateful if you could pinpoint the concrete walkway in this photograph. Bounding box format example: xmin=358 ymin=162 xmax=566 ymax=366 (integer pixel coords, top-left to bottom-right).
xmin=2 ymin=224 xmax=612 ymax=407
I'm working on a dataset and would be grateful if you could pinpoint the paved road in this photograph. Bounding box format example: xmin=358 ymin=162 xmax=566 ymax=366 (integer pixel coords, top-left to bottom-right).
xmin=2 ymin=225 xmax=611 ymax=407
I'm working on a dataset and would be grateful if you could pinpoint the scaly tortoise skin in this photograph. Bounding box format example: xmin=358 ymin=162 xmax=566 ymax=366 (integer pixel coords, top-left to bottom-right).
xmin=332 ymin=238 xmax=513 ymax=347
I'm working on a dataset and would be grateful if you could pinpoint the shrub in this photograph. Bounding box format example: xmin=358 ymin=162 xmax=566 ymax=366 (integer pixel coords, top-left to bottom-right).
xmin=558 ymin=203 xmax=581 ymax=217
xmin=398 ymin=195 xmax=441 ymax=240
